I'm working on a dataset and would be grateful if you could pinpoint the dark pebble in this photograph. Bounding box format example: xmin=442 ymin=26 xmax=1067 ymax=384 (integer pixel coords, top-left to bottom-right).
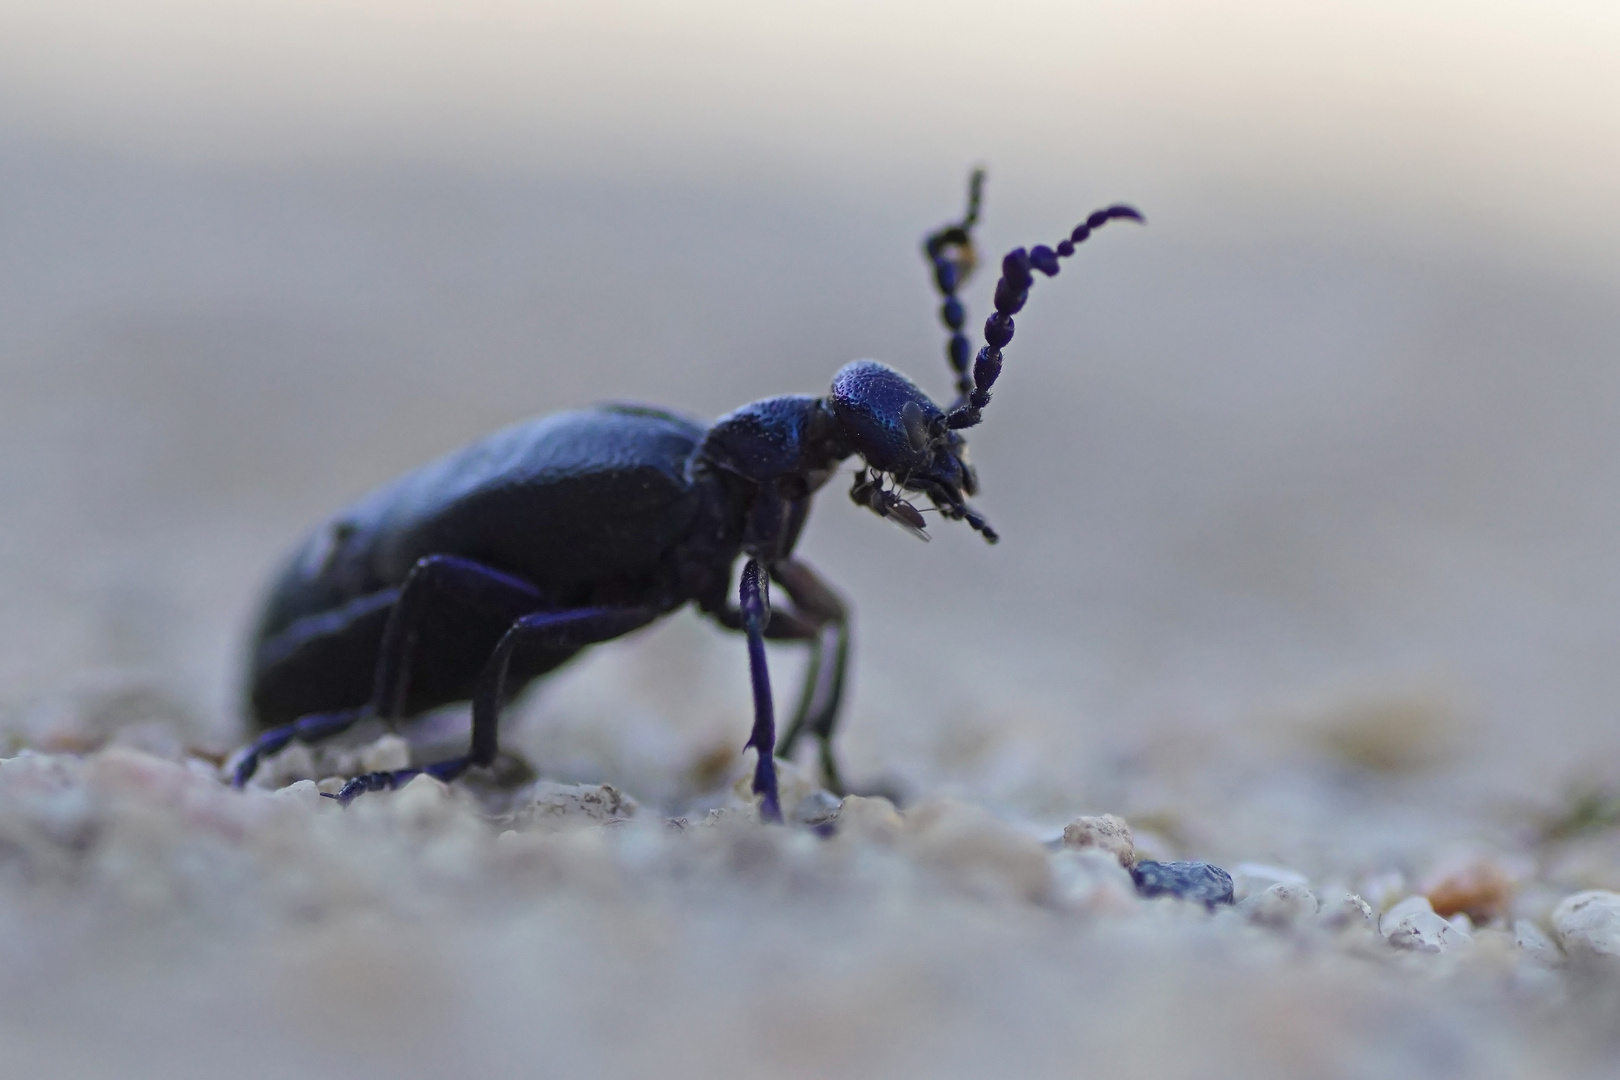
xmin=1131 ymin=860 xmax=1235 ymax=907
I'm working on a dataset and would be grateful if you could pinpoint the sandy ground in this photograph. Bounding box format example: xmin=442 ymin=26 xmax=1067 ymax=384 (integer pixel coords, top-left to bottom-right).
xmin=5 ymin=3 xmax=1620 ymax=1075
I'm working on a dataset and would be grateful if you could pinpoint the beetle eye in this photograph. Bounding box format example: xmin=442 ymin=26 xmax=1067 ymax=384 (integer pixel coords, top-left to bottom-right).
xmin=900 ymin=400 xmax=931 ymax=454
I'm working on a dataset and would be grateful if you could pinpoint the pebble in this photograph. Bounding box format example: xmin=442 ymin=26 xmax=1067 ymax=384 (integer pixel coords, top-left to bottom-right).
xmin=1358 ymin=870 xmax=1407 ymax=913
xmin=1231 ymin=862 xmax=1309 ymax=902
xmin=1130 ymin=860 xmax=1234 ymax=907
xmin=1239 ymin=882 xmax=1319 ymax=929
xmin=1512 ymin=919 xmax=1560 ymax=965
xmin=834 ymin=795 xmax=904 ymax=844
xmin=1060 ymin=814 xmax=1135 ymax=867
xmin=269 ymin=778 xmax=323 ymax=809
xmin=732 ymin=755 xmax=825 ymax=823
xmin=511 ymin=782 xmax=638 ymax=831
xmin=1551 ymin=890 xmax=1620 ymax=958
xmin=1420 ymin=855 xmax=1516 ymax=923
xmin=1316 ymin=891 xmax=1376 ymax=932
xmin=1050 ymin=848 xmax=1138 ymax=913
xmin=1380 ymin=895 xmax=1472 ymax=952
xmin=793 ymin=788 xmax=842 ymax=827
xmin=359 ymin=735 xmax=412 ymax=774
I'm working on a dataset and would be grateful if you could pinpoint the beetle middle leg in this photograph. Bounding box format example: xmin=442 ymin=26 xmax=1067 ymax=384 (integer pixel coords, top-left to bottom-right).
xmin=327 ymin=604 xmax=661 ymax=805
xmin=771 ymin=559 xmax=851 ymax=796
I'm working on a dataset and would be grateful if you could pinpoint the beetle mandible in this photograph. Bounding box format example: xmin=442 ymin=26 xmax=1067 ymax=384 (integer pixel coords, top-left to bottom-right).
xmin=230 ymin=172 xmax=1142 ymax=821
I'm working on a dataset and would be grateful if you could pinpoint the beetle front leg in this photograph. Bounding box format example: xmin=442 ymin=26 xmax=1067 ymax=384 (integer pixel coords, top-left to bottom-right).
xmin=739 ymin=559 xmax=783 ymax=822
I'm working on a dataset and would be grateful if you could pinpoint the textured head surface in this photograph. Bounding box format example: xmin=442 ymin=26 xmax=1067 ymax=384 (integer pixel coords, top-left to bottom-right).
xmin=828 ymin=361 xmax=943 ymax=476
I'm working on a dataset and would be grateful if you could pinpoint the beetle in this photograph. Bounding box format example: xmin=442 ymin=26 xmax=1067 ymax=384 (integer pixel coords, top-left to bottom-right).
xmin=229 ymin=172 xmax=1142 ymax=821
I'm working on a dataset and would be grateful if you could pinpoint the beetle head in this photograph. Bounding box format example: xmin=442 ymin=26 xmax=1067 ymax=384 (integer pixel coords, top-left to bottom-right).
xmin=828 ymin=360 xmax=995 ymax=542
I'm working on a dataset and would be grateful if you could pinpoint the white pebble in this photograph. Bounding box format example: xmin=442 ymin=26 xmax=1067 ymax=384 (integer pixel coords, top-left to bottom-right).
xmin=1239 ymin=882 xmax=1320 ymax=929
xmin=834 ymin=796 xmax=904 ymax=844
xmin=1359 ymin=870 xmax=1406 ymax=913
xmin=1381 ymin=895 xmax=1472 ymax=952
xmin=1316 ymin=891 xmax=1375 ymax=931
xmin=389 ymin=773 xmax=459 ymax=827
xmin=793 ymin=789 xmax=841 ymax=826
xmin=359 ymin=735 xmax=412 ymax=774
xmin=1231 ymin=862 xmax=1309 ymax=902
xmin=1512 ymin=919 xmax=1561 ymax=965
xmin=1551 ymin=890 xmax=1620 ymax=958
xmin=513 ymin=782 xmax=638 ymax=830
xmin=1050 ymin=848 xmax=1137 ymax=913
xmin=270 ymin=779 xmax=323 ymax=808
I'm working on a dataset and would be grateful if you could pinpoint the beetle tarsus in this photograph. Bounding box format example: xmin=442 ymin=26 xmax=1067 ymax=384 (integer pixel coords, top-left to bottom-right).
xmin=231 ymin=706 xmax=371 ymax=788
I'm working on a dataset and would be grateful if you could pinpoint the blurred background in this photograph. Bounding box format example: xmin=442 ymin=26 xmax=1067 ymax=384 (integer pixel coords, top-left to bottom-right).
xmin=2 ymin=0 xmax=1618 ymax=862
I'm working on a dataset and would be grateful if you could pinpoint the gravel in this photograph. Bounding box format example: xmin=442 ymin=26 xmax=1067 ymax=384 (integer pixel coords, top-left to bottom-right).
xmin=0 ymin=723 xmax=1617 ymax=1079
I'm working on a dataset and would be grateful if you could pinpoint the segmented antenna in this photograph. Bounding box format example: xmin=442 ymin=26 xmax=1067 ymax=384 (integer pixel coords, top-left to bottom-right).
xmin=944 ymin=201 xmax=1144 ymax=431
xmin=924 ymin=169 xmax=986 ymax=402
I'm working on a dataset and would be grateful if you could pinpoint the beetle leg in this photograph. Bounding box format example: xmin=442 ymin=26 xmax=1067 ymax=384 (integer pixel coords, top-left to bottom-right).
xmin=324 ymin=605 xmax=661 ymax=806
xmin=239 ymin=555 xmax=550 ymax=787
xmin=373 ymin=554 xmax=546 ymax=721
xmin=770 ymin=559 xmax=851 ymax=796
xmin=703 ymin=559 xmax=851 ymax=798
xmin=738 ymin=559 xmax=782 ymax=822
xmin=230 ymin=707 xmax=370 ymax=788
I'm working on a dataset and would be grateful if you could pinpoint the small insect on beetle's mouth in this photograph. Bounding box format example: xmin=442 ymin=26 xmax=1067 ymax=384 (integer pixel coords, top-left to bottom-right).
xmin=850 ymin=468 xmax=931 ymax=541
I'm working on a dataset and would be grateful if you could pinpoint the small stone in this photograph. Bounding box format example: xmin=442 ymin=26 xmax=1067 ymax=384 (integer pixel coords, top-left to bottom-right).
xmin=1239 ymin=882 xmax=1320 ymax=929
xmin=1130 ymin=860 xmax=1234 ymax=907
xmin=1513 ymin=919 xmax=1561 ymax=965
xmin=270 ymin=779 xmax=322 ymax=808
xmin=1050 ymin=848 xmax=1137 ymax=913
xmin=834 ymin=795 xmax=904 ymax=844
xmin=732 ymin=755 xmax=821 ymax=821
xmin=359 ymin=735 xmax=412 ymax=774
xmin=1380 ymin=895 xmax=1472 ymax=952
xmin=389 ymin=773 xmax=457 ymax=826
xmin=513 ymin=782 xmax=637 ymax=830
xmin=1231 ymin=862 xmax=1309 ymax=902
xmin=1551 ymin=890 xmax=1620 ymax=958
xmin=1316 ymin=891 xmax=1375 ymax=931
xmin=256 ymin=742 xmax=317 ymax=789
xmin=793 ymin=788 xmax=841 ymax=827
xmin=1421 ymin=855 xmax=1516 ymax=923
xmin=1359 ymin=870 xmax=1407 ymax=913
xmin=1060 ymin=814 xmax=1135 ymax=868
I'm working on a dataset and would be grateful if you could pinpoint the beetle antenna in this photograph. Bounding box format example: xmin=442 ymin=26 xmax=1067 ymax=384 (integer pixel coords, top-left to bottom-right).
xmin=924 ymin=168 xmax=986 ymax=403
xmin=943 ymin=203 xmax=1145 ymax=431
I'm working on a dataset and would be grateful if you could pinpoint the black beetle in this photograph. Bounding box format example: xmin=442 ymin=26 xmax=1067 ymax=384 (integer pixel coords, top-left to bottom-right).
xmin=231 ymin=172 xmax=1142 ymax=820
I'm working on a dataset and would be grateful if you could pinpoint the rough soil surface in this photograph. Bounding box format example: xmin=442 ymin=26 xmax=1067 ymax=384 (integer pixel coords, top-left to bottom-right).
xmin=2 ymin=724 xmax=1619 ymax=1080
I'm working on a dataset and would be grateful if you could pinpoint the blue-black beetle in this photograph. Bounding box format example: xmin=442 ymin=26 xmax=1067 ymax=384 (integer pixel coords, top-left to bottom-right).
xmin=231 ymin=172 xmax=1142 ymax=820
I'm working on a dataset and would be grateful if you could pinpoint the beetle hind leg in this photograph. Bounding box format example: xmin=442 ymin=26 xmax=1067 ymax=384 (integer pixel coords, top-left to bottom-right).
xmin=324 ymin=604 xmax=662 ymax=807
xmin=323 ymin=755 xmax=474 ymax=805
